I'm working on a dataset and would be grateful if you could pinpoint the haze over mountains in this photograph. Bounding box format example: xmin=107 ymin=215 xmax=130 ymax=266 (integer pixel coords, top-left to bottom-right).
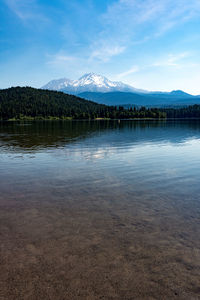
xmin=42 ymin=73 xmax=200 ymax=107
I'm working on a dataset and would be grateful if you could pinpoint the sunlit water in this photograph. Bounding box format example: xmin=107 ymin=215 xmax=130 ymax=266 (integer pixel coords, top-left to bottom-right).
xmin=0 ymin=120 xmax=200 ymax=299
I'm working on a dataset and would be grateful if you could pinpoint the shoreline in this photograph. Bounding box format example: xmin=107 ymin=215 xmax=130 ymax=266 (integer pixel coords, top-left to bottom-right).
xmin=1 ymin=117 xmax=200 ymax=122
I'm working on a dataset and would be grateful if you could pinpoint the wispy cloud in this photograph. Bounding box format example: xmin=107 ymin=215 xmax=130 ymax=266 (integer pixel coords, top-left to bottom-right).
xmin=46 ymin=52 xmax=80 ymax=69
xmin=47 ymin=43 xmax=126 ymax=68
xmin=44 ymin=0 xmax=200 ymax=69
xmin=97 ymin=0 xmax=200 ymax=48
xmin=76 ymin=0 xmax=199 ymax=68
xmin=47 ymin=54 xmax=77 ymax=65
xmin=4 ymin=0 xmax=48 ymax=23
xmin=5 ymin=0 xmax=33 ymax=20
xmin=117 ymin=66 xmax=140 ymax=78
xmin=153 ymin=52 xmax=190 ymax=68
xmin=90 ymin=45 xmax=126 ymax=62
xmin=46 ymin=52 xmax=91 ymax=78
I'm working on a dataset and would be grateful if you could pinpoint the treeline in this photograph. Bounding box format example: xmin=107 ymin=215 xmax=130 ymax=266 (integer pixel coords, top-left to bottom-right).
xmin=0 ymin=87 xmax=166 ymax=120
xmin=1 ymin=87 xmax=200 ymax=120
xmin=0 ymin=87 xmax=108 ymax=120
xmin=162 ymin=105 xmax=200 ymax=118
xmin=114 ymin=106 xmax=166 ymax=119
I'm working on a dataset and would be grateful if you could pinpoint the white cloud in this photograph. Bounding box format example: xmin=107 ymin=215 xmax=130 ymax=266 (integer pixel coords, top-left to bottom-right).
xmin=152 ymin=52 xmax=190 ymax=67
xmin=5 ymin=0 xmax=32 ymax=20
xmin=99 ymin=0 xmax=200 ymax=44
xmin=82 ymin=0 xmax=200 ymax=67
xmin=4 ymin=0 xmax=48 ymax=23
xmin=46 ymin=52 xmax=92 ymax=78
xmin=47 ymin=54 xmax=77 ymax=65
xmin=48 ymin=45 xmax=126 ymax=69
xmin=90 ymin=45 xmax=126 ymax=62
xmin=117 ymin=66 xmax=140 ymax=78
xmin=46 ymin=0 xmax=200 ymax=71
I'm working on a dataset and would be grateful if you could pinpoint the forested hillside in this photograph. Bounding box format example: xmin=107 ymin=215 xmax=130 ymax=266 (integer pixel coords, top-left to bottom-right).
xmin=0 ymin=87 xmax=110 ymax=120
xmin=0 ymin=87 xmax=166 ymax=120
xmin=1 ymin=87 xmax=200 ymax=120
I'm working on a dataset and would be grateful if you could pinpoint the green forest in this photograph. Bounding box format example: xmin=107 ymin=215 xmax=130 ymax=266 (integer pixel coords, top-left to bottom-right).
xmin=0 ymin=87 xmax=165 ymax=120
xmin=162 ymin=105 xmax=200 ymax=118
xmin=0 ymin=87 xmax=200 ymax=120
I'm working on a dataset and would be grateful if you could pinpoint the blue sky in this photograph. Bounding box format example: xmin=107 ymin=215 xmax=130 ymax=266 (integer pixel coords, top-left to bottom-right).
xmin=1 ymin=0 xmax=200 ymax=94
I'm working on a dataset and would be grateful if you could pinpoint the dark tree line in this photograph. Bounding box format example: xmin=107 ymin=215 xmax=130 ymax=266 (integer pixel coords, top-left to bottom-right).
xmin=161 ymin=105 xmax=200 ymax=118
xmin=2 ymin=87 xmax=199 ymax=120
xmin=0 ymin=87 xmax=109 ymax=120
xmin=0 ymin=87 xmax=166 ymax=120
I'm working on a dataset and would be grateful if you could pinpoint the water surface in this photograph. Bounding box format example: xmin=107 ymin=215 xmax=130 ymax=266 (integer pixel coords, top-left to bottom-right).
xmin=0 ymin=120 xmax=200 ymax=299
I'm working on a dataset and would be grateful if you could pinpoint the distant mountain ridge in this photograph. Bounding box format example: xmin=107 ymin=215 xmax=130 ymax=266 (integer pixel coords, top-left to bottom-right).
xmin=42 ymin=73 xmax=200 ymax=107
xmin=79 ymin=91 xmax=200 ymax=107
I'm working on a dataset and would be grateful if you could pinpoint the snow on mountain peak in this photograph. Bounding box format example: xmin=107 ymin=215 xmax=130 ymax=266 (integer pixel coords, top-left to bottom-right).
xmin=42 ymin=78 xmax=73 ymax=90
xmin=77 ymin=73 xmax=117 ymax=88
xmin=42 ymin=73 xmax=146 ymax=94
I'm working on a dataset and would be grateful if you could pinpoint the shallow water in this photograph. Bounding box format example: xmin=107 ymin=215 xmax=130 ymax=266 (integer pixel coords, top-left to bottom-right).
xmin=0 ymin=120 xmax=200 ymax=299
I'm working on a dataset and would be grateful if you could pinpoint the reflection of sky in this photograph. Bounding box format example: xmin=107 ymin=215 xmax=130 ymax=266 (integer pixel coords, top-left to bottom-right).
xmin=46 ymin=136 xmax=200 ymax=197
xmin=1 ymin=120 xmax=200 ymax=154
xmin=49 ymin=136 xmax=200 ymax=164
xmin=0 ymin=121 xmax=200 ymax=200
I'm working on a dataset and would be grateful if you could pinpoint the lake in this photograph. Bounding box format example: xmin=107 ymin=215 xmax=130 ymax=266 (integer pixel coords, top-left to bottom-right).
xmin=0 ymin=120 xmax=200 ymax=299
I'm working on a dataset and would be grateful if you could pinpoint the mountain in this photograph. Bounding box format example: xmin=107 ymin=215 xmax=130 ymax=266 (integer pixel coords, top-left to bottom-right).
xmin=42 ymin=73 xmax=147 ymax=94
xmin=42 ymin=73 xmax=200 ymax=107
xmin=42 ymin=78 xmax=74 ymax=91
xmin=79 ymin=91 xmax=200 ymax=107
xmin=78 ymin=92 xmax=150 ymax=106
xmin=165 ymin=90 xmax=193 ymax=97
xmin=145 ymin=90 xmax=194 ymax=99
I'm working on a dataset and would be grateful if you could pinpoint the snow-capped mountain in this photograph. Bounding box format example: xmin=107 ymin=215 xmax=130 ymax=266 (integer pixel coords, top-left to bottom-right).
xmin=42 ymin=73 xmax=147 ymax=94
xmin=42 ymin=78 xmax=74 ymax=90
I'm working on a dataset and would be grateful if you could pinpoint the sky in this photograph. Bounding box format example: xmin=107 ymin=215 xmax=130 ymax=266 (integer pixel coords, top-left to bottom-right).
xmin=1 ymin=0 xmax=200 ymax=94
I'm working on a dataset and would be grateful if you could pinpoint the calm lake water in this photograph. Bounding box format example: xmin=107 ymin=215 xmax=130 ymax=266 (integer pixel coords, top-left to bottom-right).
xmin=0 ymin=120 xmax=200 ymax=300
